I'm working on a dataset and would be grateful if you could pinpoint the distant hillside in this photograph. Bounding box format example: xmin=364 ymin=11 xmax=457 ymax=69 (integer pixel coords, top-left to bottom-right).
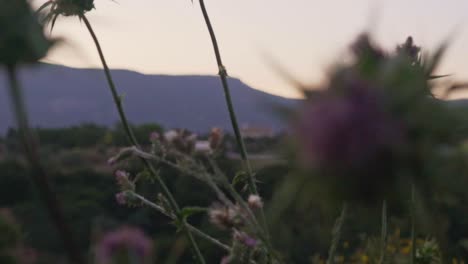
xmin=0 ymin=64 xmax=299 ymax=134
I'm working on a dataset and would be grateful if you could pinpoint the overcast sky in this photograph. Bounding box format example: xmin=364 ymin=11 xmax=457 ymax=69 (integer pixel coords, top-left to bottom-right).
xmin=33 ymin=0 xmax=468 ymax=98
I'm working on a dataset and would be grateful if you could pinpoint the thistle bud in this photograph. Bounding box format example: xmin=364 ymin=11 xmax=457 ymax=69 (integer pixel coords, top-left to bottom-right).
xmin=114 ymin=170 xmax=134 ymax=191
xmin=247 ymin=195 xmax=263 ymax=210
xmin=115 ymin=192 xmax=127 ymax=205
xmin=233 ymin=230 xmax=258 ymax=248
xmin=149 ymin=132 xmax=160 ymax=143
xmin=209 ymin=127 xmax=223 ymax=149
xmin=95 ymin=226 xmax=153 ymax=264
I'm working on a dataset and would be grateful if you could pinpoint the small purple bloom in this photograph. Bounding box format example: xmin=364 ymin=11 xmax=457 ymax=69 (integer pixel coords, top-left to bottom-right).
xmin=242 ymin=236 xmax=258 ymax=248
xmin=115 ymin=170 xmax=128 ymax=185
xmin=115 ymin=192 xmax=127 ymax=205
xmin=107 ymin=157 xmax=117 ymax=166
xmin=233 ymin=230 xmax=258 ymax=248
xmin=95 ymin=226 xmax=153 ymax=264
xmin=149 ymin=132 xmax=160 ymax=142
xmin=220 ymin=255 xmax=232 ymax=264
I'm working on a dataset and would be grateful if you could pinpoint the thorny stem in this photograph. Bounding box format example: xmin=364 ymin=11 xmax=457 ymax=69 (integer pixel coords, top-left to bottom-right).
xmin=80 ymin=15 xmax=206 ymax=264
xmin=197 ymin=0 xmax=257 ymax=195
xmin=5 ymin=65 xmax=84 ymax=264
xmin=131 ymin=192 xmax=231 ymax=251
xmin=197 ymin=0 xmax=271 ymax=246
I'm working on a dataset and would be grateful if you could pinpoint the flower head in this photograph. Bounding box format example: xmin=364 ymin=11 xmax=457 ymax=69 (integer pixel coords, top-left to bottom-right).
xmin=115 ymin=192 xmax=127 ymax=205
xmin=296 ymin=81 xmax=403 ymax=169
xmin=247 ymin=195 xmax=263 ymax=210
xmin=114 ymin=170 xmax=134 ymax=191
xmin=40 ymin=0 xmax=94 ymax=18
xmin=233 ymin=230 xmax=258 ymax=248
xmin=208 ymin=203 xmax=244 ymax=230
xmin=95 ymin=226 xmax=153 ymax=264
xmin=149 ymin=132 xmax=160 ymax=142
xmin=163 ymin=129 xmax=197 ymax=153
xmin=209 ymin=127 xmax=223 ymax=149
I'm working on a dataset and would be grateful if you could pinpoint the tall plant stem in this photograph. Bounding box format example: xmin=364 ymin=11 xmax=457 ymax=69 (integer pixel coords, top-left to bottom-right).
xmin=80 ymin=15 xmax=206 ymax=264
xmin=410 ymin=184 xmax=416 ymax=264
xmin=197 ymin=0 xmax=257 ymax=195
xmin=378 ymin=200 xmax=388 ymax=264
xmin=5 ymin=65 xmax=84 ymax=264
xmin=326 ymin=203 xmax=347 ymax=264
xmin=197 ymin=2 xmax=273 ymax=250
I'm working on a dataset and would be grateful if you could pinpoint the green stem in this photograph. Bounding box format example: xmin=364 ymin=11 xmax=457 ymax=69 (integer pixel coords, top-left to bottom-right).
xmin=5 ymin=65 xmax=84 ymax=264
xmin=197 ymin=0 xmax=257 ymax=195
xmin=80 ymin=15 xmax=206 ymax=264
xmin=379 ymin=200 xmax=388 ymax=264
xmin=131 ymin=192 xmax=231 ymax=251
xmin=326 ymin=203 xmax=347 ymax=264
xmin=197 ymin=0 xmax=271 ymax=249
xmin=411 ymin=184 xmax=416 ymax=264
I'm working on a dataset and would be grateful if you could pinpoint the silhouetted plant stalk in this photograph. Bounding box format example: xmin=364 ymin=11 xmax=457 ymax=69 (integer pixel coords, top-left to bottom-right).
xmin=196 ymin=0 xmax=257 ymax=195
xmin=78 ymin=14 xmax=206 ymax=264
xmin=196 ymin=1 xmax=272 ymax=249
xmin=378 ymin=200 xmax=388 ymax=264
xmin=411 ymin=184 xmax=416 ymax=264
xmin=5 ymin=65 xmax=84 ymax=264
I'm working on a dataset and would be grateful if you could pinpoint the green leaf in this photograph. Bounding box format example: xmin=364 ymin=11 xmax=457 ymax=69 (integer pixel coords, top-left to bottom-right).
xmin=424 ymin=41 xmax=449 ymax=77
xmin=179 ymin=206 xmax=207 ymax=221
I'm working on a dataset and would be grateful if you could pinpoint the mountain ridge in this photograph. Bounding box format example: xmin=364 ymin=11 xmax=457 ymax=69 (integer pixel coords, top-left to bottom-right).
xmin=0 ymin=63 xmax=299 ymax=134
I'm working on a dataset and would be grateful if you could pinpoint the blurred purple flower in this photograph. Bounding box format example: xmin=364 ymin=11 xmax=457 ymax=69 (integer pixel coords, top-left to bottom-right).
xmin=115 ymin=170 xmax=128 ymax=185
xmin=296 ymin=82 xmax=403 ymax=169
xmin=220 ymin=255 xmax=232 ymax=264
xmin=95 ymin=226 xmax=153 ymax=264
xmin=115 ymin=192 xmax=127 ymax=205
xmin=233 ymin=230 xmax=258 ymax=248
xmin=149 ymin=132 xmax=160 ymax=142
xmin=114 ymin=170 xmax=134 ymax=191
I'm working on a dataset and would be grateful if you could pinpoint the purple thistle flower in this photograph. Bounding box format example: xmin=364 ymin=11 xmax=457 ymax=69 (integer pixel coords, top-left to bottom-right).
xmin=296 ymin=82 xmax=403 ymax=169
xmin=114 ymin=170 xmax=135 ymax=191
xmin=115 ymin=170 xmax=128 ymax=185
xmin=242 ymin=236 xmax=258 ymax=248
xmin=149 ymin=132 xmax=160 ymax=142
xmin=95 ymin=226 xmax=153 ymax=264
xmin=115 ymin=192 xmax=127 ymax=205
xmin=233 ymin=230 xmax=258 ymax=248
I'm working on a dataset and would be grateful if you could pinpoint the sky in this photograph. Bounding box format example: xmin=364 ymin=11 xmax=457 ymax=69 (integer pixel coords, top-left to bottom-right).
xmin=32 ymin=0 xmax=468 ymax=99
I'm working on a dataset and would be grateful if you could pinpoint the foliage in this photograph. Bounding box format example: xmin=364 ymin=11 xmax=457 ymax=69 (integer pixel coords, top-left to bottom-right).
xmin=3 ymin=0 xmax=468 ymax=263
